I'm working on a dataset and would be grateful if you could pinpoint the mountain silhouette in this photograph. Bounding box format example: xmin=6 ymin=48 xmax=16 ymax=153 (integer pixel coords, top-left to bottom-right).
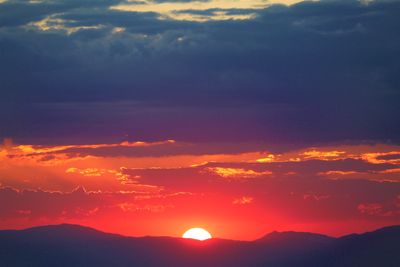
xmin=256 ymin=230 xmax=333 ymax=245
xmin=0 ymin=224 xmax=399 ymax=266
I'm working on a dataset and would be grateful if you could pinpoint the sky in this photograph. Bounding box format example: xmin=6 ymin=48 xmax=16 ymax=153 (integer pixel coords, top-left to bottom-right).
xmin=0 ymin=0 xmax=399 ymax=240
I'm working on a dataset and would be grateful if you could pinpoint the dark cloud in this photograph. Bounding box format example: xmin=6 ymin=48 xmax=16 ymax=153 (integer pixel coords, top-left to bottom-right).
xmin=0 ymin=0 xmax=122 ymax=27
xmin=1 ymin=0 xmax=400 ymax=145
xmin=376 ymin=153 xmax=400 ymax=161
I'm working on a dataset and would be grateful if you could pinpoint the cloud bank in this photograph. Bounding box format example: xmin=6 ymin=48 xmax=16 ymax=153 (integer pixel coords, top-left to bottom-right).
xmin=0 ymin=0 xmax=399 ymax=145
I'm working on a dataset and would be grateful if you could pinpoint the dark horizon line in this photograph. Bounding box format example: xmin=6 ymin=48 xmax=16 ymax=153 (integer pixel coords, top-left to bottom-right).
xmin=2 ymin=223 xmax=399 ymax=242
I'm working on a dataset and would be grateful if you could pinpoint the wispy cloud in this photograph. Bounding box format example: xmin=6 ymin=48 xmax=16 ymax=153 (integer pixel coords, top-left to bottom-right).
xmin=208 ymin=167 xmax=272 ymax=179
xmin=110 ymin=0 xmax=303 ymax=21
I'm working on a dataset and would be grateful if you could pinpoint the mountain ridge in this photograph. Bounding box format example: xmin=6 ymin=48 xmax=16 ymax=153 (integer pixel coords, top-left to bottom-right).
xmin=0 ymin=224 xmax=399 ymax=267
xmin=4 ymin=223 xmax=399 ymax=241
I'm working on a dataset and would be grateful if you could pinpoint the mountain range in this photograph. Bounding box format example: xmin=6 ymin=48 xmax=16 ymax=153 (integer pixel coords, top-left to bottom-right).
xmin=0 ymin=224 xmax=399 ymax=266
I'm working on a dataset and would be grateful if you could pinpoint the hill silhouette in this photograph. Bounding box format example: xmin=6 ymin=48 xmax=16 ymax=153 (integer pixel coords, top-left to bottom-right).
xmin=0 ymin=224 xmax=399 ymax=266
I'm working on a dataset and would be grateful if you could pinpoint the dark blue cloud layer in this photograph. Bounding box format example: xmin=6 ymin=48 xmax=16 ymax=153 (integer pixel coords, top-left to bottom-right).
xmin=1 ymin=0 xmax=399 ymax=145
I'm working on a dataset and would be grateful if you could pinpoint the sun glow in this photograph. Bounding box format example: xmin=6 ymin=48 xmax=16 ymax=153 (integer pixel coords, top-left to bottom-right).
xmin=182 ymin=228 xmax=212 ymax=241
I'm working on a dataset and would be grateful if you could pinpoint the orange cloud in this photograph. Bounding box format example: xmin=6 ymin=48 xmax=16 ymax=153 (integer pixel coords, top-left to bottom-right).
xmin=66 ymin=167 xmax=105 ymax=177
xmin=11 ymin=139 xmax=176 ymax=155
xmin=256 ymin=154 xmax=276 ymax=163
xmin=318 ymin=170 xmax=359 ymax=176
xmin=2 ymin=139 xmax=400 ymax=195
xmin=207 ymin=167 xmax=272 ymax=179
xmin=362 ymin=151 xmax=400 ymax=164
xmin=302 ymin=149 xmax=346 ymax=160
xmin=379 ymin=168 xmax=400 ymax=174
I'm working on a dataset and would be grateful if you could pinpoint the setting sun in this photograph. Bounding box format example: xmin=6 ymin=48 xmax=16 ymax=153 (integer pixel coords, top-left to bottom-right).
xmin=182 ymin=228 xmax=212 ymax=241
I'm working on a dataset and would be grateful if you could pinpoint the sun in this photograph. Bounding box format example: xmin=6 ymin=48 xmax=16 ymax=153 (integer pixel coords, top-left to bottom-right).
xmin=182 ymin=228 xmax=212 ymax=241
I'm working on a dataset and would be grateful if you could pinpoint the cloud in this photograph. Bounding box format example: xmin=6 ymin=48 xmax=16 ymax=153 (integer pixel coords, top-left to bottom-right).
xmin=302 ymin=150 xmax=347 ymax=160
xmin=109 ymin=0 xmax=300 ymax=22
xmin=379 ymin=168 xmax=400 ymax=174
xmin=116 ymin=202 xmax=173 ymax=212
xmin=0 ymin=185 xmax=182 ymax=221
xmin=66 ymin=167 xmax=106 ymax=177
xmin=1 ymin=0 xmax=400 ymax=237
xmin=0 ymin=186 xmax=97 ymax=219
xmin=1 ymin=140 xmax=400 ymax=237
xmin=233 ymin=196 xmax=253 ymax=205
xmin=357 ymin=198 xmax=400 ymax=217
xmin=0 ymin=0 xmax=399 ymax=144
xmin=318 ymin=170 xmax=359 ymax=176
xmin=303 ymin=193 xmax=330 ymax=201
xmin=362 ymin=151 xmax=400 ymax=164
xmin=27 ymin=15 xmax=104 ymax=34
xmin=0 ymin=0 xmax=121 ymax=27
xmin=2 ymin=139 xmax=400 ymax=194
xmin=2 ymin=165 xmax=399 ymax=234
xmin=207 ymin=167 xmax=272 ymax=179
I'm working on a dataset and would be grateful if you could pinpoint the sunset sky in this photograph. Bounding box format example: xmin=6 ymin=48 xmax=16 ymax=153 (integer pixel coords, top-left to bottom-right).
xmin=1 ymin=0 xmax=400 ymax=240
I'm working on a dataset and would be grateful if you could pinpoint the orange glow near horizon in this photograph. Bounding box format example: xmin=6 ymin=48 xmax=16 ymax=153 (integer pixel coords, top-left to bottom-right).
xmin=0 ymin=139 xmax=399 ymax=240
